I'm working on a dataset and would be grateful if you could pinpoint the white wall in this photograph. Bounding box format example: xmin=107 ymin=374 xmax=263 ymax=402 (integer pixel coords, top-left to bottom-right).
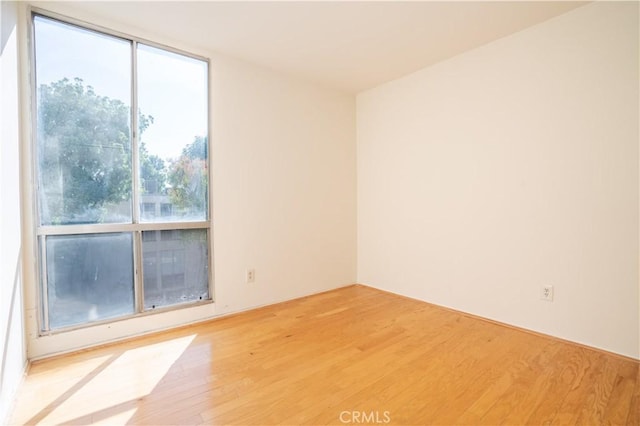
xmin=22 ymin=3 xmax=356 ymax=358
xmin=210 ymin=55 xmax=357 ymax=314
xmin=0 ymin=1 xmax=28 ymax=422
xmin=357 ymin=2 xmax=639 ymax=358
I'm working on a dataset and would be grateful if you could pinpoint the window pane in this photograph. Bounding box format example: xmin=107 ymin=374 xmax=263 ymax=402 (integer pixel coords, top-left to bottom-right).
xmin=45 ymin=233 xmax=134 ymax=329
xmin=142 ymin=229 xmax=208 ymax=310
xmin=137 ymin=44 xmax=208 ymax=223
xmin=34 ymin=16 xmax=132 ymax=225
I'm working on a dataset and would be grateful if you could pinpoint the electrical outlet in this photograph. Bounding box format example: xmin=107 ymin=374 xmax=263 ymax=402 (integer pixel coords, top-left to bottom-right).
xmin=541 ymin=285 xmax=554 ymax=302
xmin=246 ymin=269 xmax=255 ymax=283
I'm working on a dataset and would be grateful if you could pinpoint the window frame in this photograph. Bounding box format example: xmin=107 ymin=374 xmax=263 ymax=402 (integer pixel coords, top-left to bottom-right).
xmin=30 ymin=8 xmax=214 ymax=335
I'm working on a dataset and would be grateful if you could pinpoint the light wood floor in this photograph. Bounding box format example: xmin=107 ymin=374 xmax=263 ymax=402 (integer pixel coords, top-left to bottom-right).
xmin=9 ymin=285 xmax=640 ymax=425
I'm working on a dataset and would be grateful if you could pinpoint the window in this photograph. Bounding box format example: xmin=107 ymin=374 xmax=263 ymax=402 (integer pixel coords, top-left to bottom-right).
xmin=33 ymin=13 xmax=211 ymax=332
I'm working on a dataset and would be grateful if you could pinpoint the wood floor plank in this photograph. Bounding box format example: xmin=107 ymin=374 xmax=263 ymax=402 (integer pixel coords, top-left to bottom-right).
xmin=625 ymin=365 xmax=640 ymax=426
xmin=601 ymin=360 xmax=637 ymax=426
xmin=8 ymin=285 xmax=639 ymax=425
xmin=551 ymin=350 xmax=609 ymax=425
xmin=478 ymin=340 xmax=562 ymax=424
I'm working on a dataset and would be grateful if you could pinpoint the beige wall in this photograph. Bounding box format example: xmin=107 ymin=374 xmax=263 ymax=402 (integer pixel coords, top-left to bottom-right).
xmin=357 ymin=2 xmax=639 ymax=358
xmin=21 ymin=3 xmax=356 ymax=358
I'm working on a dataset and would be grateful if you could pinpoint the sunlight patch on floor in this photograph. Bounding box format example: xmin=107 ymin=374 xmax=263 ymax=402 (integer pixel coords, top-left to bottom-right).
xmin=22 ymin=334 xmax=196 ymax=425
xmin=92 ymin=407 xmax=139 ymax=425
xmin=11 ymin=354 xmax=114 ymax=423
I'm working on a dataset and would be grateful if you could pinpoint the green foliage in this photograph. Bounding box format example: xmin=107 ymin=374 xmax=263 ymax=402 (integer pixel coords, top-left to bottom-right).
xmin=38 ymin=78 xmax=160 ymax=223
xmin=167 ymin=136 xmax=208 ymax=214
xmin=182 ymin=136 xmax=207 ymax=160
xmin=38 ymin=77 xmax=206 ymax=223
xmin=39 ymin=78 xmax=133 ymax=223
xmin=140 ymin=141 xmax=167 ymax=194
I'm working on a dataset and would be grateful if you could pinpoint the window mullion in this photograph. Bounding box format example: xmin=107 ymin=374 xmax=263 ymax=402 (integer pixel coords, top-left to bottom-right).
xmin=132 ymin=40 xmax=140 ymax=225
xmin=132 ymin=40 xmax=144 ymax=313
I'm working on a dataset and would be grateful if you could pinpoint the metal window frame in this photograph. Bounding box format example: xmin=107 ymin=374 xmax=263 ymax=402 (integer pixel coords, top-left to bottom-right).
xmin=29 ymin=7 xmax=214 ymax=335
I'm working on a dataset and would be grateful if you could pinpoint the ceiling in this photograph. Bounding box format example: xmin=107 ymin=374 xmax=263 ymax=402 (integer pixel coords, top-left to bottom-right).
xmin=38 ymin=1 xmax=588 ymax=93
